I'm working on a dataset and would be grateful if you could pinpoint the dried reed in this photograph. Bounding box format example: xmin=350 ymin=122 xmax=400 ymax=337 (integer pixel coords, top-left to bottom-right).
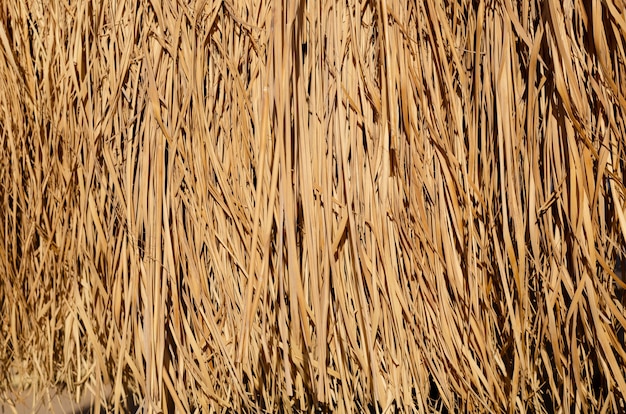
xmin=1 ymin=0 xmax=626 ymax=412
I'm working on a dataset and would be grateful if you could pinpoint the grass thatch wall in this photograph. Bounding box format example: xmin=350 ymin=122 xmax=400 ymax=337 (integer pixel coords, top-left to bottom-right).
xmin=1 ymin=0 xmax=626 ymax=412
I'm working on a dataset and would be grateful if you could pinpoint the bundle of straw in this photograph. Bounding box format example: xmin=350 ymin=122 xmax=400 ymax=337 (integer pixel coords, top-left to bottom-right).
xmin=1 ymin=0 xmax=625 ymax=412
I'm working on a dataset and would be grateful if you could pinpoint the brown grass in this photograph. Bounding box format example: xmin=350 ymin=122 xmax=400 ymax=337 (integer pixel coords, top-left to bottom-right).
xmin=1 ymin=0 xmax=626 ymax=412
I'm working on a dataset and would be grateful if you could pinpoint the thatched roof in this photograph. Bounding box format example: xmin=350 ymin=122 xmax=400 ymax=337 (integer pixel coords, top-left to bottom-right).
xmin=1 ymin=0 xmax=625 ymax=412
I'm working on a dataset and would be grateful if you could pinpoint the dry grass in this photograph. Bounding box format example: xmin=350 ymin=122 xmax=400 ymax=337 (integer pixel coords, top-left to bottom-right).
xmin=1 ymin=0 xmax=626 ymax=412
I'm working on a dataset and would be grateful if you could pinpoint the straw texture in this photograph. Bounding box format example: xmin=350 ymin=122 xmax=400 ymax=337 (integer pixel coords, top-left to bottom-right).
xmin=1 ymin=0 xmax=626 ymax=412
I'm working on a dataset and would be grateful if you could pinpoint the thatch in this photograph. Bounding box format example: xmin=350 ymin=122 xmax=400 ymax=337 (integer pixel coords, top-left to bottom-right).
xmin=1 ymin=0 xmax=625 ymax=412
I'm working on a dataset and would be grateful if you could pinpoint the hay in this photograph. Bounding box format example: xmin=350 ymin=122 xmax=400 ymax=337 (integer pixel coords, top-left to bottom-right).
xmin=1 ymin=0 xmax=625 ymax=412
